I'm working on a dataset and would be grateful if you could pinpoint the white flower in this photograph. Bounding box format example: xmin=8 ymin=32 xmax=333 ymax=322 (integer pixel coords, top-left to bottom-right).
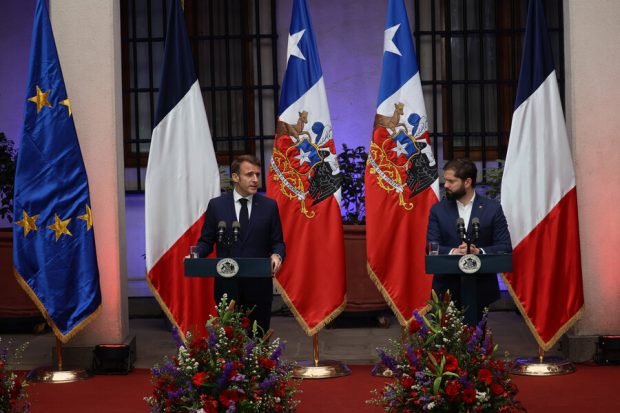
xmin=476 ymin=390 xmax=489 ymax=402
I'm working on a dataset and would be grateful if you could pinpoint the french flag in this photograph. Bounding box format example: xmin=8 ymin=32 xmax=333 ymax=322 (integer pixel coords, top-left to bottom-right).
xmin=145 ymin=0 xmax=220 ymax=337
xmin=501 ymin=0 xmax=584 ymax=350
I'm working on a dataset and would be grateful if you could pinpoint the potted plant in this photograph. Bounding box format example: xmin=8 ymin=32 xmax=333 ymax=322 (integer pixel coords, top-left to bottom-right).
xmin=369 ymin=291 xmax=525 ymax=412
xmin=337 ymin=145 xmax=388 ymax=314
xmin=0 ymin=133 xmax=40 ymax=320
xmin=0 ymin=132 xmax=16 ymax=224
xmin=484 ymin=159 xmax=504 ymax=201
xmin=145 ymin=296 xmax=299 ymax=412
xmin=338 ymin=144 xmax=366 ymax=225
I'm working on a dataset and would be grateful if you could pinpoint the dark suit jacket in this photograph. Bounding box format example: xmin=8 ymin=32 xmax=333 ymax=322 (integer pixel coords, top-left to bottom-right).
xmin=196 ymin=191 xmax=285 ymax=261
xmin=426 ymin=193 xmax=512 ymax=308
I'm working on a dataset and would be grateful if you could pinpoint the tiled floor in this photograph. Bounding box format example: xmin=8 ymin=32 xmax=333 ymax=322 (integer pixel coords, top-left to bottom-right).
xmin=3 ymin=305 xmax=561 ymax=371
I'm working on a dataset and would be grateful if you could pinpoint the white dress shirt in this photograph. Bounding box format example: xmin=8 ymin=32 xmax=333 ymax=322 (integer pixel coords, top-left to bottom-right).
xmin=233 ymin=189 xmax=253 ymax=221
xmin=456 ymin=191 xmax=476 ymax=229
xmin=450 ymin=192 xmax=484 ymax=254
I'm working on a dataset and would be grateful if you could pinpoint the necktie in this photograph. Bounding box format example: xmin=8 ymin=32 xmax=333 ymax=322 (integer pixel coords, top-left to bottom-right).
xmin=239 ymin=198 xmax=249 ymax=231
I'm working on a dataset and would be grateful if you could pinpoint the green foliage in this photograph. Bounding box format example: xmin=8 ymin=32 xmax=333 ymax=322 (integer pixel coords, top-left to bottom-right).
xmin=484 ymin=160 xmax=504 ymax=201
xmin=337 ymin=144 xmax=367 ymax=224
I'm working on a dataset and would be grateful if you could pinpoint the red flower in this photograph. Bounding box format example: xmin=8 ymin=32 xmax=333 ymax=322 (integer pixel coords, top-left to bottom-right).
xmin=408 ymin=319 xmax=421 ymax=334
xmin=200 ymin=395 xmax=219 ymax=413
xmin=224 ymin=326 xmax=234 ymax=339
xmin=242 ymin=317 xmax=251 ymax=329
xmin=444 ymin=380 xmax=460 ymax=400
xmin=400 ymin=376 xmax=414 ymax=389
xmin=491 ymin=383 xmax=505 ymax=396
xmin=462 ymin=387 xmax=476 ymax=404
xmin=192 ymin=371 xmax=207 ymax=386
xmin=444 ymin=355 xmax=459 ymax=372
xmin=259 ymin=357 xmax=276 ymax=370
xmin=219 ymin=389 xmax=240 ymax=407
xmin=477 ymin=368 xmax=492 ymax=385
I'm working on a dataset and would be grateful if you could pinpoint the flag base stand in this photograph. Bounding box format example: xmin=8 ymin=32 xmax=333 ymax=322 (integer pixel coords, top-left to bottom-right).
xmin=511 ymin=356 xmax=575 ymax=376
xmin=292 ymin=334 xmax=351 ymax=379
xmin=511 ymin=347 xmax=576 ymax=376
xmin=28 ymin=367 xmax=91 ymax=383
xmin=292 ymin=360 xmax=351 ymax=379
xmin=28 ymin=337 xmax=92 ymax=382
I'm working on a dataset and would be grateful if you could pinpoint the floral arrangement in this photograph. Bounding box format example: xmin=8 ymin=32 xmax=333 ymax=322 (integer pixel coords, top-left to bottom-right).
xmin=145 ymin=296 xmax=299 ymax=413
xmin=369 ymin=291 xmax=525 ymax=412
xmin=0 ymin=338 xmax=29 ymax=413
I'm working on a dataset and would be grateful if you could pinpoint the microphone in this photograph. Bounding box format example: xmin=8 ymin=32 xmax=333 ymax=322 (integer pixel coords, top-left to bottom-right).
xmin=456 ymin=217 xmax=466 ymax=241
xmin=217 ymin=221 xmax=226 ymax=243
xmin=471 ymin=217 xmax=480 ymax=242
xmin=232 ymin=221 xmax=240 ymax=242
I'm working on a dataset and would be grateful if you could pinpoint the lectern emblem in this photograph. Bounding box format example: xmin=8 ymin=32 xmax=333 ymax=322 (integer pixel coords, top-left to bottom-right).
xmin=458 ymin=254 xmax=482 ymax=274
xmin=216 ymin=258 xmax=239 ymax=278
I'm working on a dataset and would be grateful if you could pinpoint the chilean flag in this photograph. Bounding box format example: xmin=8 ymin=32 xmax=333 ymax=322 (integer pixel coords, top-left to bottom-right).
xmin=501 ymin=0 xmax=584 ymax=351
xmin=365 ymin=0 xmax=439 ymax=326
xmin=145 ymin=0 xmax=220 ymax=338
xmin=267 ymin=0 xmax=346 ymax=335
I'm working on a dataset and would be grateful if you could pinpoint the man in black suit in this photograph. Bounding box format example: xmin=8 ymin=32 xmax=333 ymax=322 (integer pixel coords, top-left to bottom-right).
xmin=196 ymin=155 xmax=285 ymax=333
xmin=426 ymin=158 xmax=512 ymax=323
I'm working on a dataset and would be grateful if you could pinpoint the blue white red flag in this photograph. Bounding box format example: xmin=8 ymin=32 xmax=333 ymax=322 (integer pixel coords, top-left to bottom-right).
xmin=13 ymin=0 xmax=101 ymax=343
xmin=365 ymin=0 xmax=439 ymax=326
xmin=145 ymin=0 xmax=220 ymax=337
xmin=501 ymin=0 xmax=584 ymax=350
xmin=267 ymin=0 xmax=346 ymax=335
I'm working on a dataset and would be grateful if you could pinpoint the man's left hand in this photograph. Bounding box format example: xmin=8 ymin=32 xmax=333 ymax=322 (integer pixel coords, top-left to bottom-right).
xmin=271 ymin=254 xmax=282 ymax=275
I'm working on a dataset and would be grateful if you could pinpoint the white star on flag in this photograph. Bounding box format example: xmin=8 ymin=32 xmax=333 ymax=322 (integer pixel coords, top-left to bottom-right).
xmin=287 ymin=29 xmax=306 ymax=63
xmin=295 ymin=147 xmax=311 ymax=165
xmin=384 ymin=24 xmax=401 ymax=56
xmin=391 ymin=140 xmax=409 ymax=157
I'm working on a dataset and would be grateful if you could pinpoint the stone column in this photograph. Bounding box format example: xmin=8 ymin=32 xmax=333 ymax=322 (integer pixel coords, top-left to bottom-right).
xmin=50 ymin=0 xmax=128 ymax=349
xmin=563 ymin=0 xmax=620 ymax=361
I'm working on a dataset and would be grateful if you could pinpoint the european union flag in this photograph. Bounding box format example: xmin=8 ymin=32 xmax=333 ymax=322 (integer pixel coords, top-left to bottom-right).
xmin=13 ymin=0 xmax=101 ymax=343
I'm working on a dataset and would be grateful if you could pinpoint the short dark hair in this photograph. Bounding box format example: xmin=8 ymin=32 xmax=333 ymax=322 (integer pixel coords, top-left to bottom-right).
xmin=231 ymin=154 xmax=261 ymax=175
xmin=444 ymin=158 xmax=477 ymax=187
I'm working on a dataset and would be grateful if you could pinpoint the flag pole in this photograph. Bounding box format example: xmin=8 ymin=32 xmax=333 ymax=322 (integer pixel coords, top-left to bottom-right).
xmin=313 ymin=333 xmax=319 ymax=367
xmin=292 ymin=333 xmax=351 ymax=379
xmin=56 ymin=337 xmax=63 ymax=371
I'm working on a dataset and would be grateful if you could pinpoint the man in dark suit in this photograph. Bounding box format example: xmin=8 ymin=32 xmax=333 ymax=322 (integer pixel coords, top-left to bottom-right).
xmin=426 ymin=158 xmax=511 ymax=323
xmin=196 ymin=155 xmax=285 ymax=333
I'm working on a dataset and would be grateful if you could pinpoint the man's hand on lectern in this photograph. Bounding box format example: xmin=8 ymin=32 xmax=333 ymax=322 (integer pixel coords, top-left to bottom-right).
xmin=452 ymin=242 xmax=481 ymax=255
xmin=271 ymin=254 xmax=282 ymax=276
